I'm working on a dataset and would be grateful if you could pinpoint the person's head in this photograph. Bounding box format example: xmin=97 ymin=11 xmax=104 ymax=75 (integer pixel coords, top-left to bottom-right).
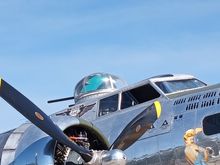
xmin=184 ymin=129 xmax=196 ymax=144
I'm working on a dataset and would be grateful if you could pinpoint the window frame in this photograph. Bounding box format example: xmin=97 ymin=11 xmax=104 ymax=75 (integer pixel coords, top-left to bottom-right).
xmin=203 ymin=113 xmax=220 ymax=136
xmin=98 ymin=82 xmax=161 ymax=117
xmin=98 ymin=94 xmax=119 ymax=117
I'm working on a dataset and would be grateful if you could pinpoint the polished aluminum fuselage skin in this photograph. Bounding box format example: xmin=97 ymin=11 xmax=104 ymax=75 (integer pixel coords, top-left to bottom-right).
xmin=1 ymin=74 xmax=220 ymax=165
xmin=91 ymin=84 xmax=220 ymax=165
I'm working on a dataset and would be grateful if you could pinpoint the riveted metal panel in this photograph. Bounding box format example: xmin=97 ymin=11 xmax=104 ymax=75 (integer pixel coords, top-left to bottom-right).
xmin=0 ymin=130 xmax=14 ymax=164
xmin=1 ymin=123 xmax=31 ymax=165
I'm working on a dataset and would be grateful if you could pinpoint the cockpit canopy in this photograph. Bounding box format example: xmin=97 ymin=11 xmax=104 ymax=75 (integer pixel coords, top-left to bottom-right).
xmin=155 ymin=79 xmax=206 ymax=94
xmin=74 ymin=73 xmax=127 ymax=103
xmin=150 ymin=75 xmax=207 ymax=94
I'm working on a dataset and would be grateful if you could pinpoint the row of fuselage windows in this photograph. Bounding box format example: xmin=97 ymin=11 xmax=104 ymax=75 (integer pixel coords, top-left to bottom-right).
xmin=99 ymin=84 xmax=161 ymax=116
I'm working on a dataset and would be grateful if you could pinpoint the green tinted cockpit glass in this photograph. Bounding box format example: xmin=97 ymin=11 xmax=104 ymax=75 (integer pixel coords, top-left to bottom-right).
xmin=74 ymin=73 xmax=127 ymax=101
xmin=80 ymin=74 xmax=111 ymax=93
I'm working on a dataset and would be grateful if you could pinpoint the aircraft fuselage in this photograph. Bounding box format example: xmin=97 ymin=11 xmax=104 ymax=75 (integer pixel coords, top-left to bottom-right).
xmin=1 ymin=73 xmax=220 ymax=165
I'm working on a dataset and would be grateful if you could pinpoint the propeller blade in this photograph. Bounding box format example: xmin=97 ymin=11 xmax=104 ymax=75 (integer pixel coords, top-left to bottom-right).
xmin=0 ymin=78 xmax=92 ymax=162
xmin=111 ymin=101 xmax=161 ymax=151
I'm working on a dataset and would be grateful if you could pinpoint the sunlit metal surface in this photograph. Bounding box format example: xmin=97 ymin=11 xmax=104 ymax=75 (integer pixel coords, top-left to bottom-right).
xmin=84 ymin=149 xmax=126 ymax=165
xmin=101 ymin=149 xmax=126 ymax=165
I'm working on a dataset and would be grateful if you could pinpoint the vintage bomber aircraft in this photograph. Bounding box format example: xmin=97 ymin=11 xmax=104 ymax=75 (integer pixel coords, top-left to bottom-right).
xmin=1 ymin=73 xmax=220 ymax=165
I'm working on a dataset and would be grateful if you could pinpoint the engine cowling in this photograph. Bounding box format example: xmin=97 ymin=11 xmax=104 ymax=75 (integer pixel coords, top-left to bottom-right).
xmin=1 ymin=115 xmax=109 ymax=165
xmin=53 ymin=117 xmax=110 ymax=164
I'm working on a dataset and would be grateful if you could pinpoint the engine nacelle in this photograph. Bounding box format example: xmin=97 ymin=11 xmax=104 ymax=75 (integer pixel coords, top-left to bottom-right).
xmin=1 ymin=115 xmax=109 ymax=165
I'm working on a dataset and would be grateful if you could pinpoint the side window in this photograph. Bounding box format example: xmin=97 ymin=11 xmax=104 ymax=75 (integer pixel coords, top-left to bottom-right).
xmin=99 ymin=94 xmax=118 ymax=116
xmin=121 ymin=91 xmax=138 ymax=109
xmin=203 ymin=113 xmax=220 ymax=136
xmin=121 ymin=84 xmax=160 ymax=110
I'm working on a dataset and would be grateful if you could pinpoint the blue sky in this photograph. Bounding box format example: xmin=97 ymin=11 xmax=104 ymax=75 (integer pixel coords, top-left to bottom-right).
xmin=0 ymin=0 xmax=220 ymax=132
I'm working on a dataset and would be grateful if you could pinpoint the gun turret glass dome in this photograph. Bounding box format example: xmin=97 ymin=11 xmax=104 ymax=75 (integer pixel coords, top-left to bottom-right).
xmin=74 ymin=73 xmax=127 ymax=102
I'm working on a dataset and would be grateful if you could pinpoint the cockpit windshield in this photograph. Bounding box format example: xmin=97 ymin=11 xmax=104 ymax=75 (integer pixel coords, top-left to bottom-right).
xmin=155 ymin=79 xmax=206 ymax=94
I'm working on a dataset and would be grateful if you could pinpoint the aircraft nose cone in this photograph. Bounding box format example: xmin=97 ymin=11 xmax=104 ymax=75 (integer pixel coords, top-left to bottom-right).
xmin=102 ymin=149 xmax=126 ymax=165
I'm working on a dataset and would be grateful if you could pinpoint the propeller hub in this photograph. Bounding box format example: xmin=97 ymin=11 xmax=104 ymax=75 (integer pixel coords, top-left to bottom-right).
xmin=102 ymin=149 xmax=126 ymax=165
xmin=85 ymin=149 xmax=126 ymax=165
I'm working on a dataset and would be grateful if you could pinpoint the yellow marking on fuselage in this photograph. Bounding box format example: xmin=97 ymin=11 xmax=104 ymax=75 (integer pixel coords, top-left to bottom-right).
xmin=154 ymin=101 xmax=162 ymax=118
xmin=0 ymin=78 xmax=2 ymax=87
